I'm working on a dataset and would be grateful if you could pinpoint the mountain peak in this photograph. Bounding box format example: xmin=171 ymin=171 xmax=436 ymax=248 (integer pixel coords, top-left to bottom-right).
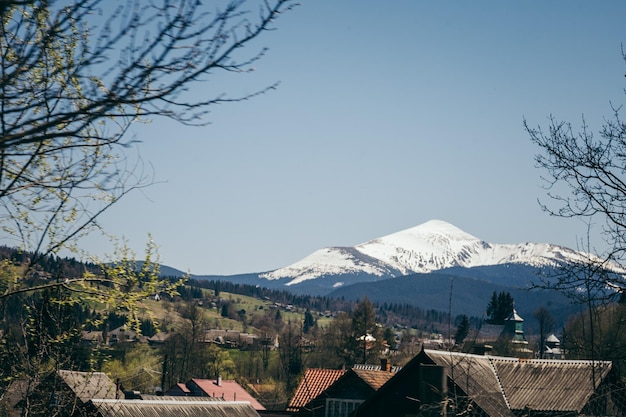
xmin=260 ymin=219 xmax=581 ymax=288
xmin=374 ymin=220 xmax=479 ymax=245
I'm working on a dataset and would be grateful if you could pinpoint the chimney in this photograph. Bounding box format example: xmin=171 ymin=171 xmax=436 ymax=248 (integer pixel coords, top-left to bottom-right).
xmin=216 ymin=375 xmax=222 ymax=386
xmin=380 ymin=358 xmax=391 ymax=372
xmin=418 ymin=364 xmax=447 ymax=415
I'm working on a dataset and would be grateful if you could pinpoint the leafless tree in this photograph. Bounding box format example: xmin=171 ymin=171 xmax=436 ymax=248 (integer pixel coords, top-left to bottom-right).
xmin=0 ymin=0 xmax=295 ymax=276
xmin=524 ymin=49 xmax=626 ymax=292
xmin=525 ymin=50 xmax=626 ymax=396
xmin=533 ymin=306 xmax=555 ymax=359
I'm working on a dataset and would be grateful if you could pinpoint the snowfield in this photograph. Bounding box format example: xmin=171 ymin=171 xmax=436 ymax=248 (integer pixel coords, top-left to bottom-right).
xmin=260 ymin=219 xmax=593 ymax=286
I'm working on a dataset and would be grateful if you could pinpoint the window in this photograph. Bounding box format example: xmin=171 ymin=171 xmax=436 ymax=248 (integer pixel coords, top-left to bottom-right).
xmin=325 ymin=398 xmax=364 ymax=417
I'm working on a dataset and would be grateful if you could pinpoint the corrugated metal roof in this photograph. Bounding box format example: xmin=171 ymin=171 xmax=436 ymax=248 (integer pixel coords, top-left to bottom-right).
xmin=92 ymin=399 xmax=260 ymax=417
xmin=491 ymin=357 xmax=612 ymax=412
xmin=139 ymin=395 xmax=223 ymax=402
xmin=286 ymin=368 xmax=346 ymax=412
xmin=57 ymin=370 xmax=120 ymax=402
xmin=424 ymin=350 xmax=613 ymax=415
xmin=425 ymin=350 xmax=514 ymax=417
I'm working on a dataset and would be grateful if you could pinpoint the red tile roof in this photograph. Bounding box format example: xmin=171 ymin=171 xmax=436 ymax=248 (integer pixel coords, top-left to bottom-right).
xmin=286 ymin=369 xmax=346 ymax=412
xmin=189 ymin=378 xmax=265 ymax=410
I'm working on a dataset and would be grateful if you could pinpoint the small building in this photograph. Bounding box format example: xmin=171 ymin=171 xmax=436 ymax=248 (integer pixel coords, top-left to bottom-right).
xmin=108 ymin=325 xmax=138 ymax=345
xmin=543 ymin=333 xmax=564 ymax=359
xmin=166 ymin=378 xmax=266 ymax=411
xmin=5 ymin=370 xmax=263 ymax=417
xmin=81 ymin=330 xmax=104 ymax=346
xmin=498 ymin=308 xmax=532 ymax=357
xmin=295 ymin=368 xmax=394 ymax=417
xmin=147 ymin=331 xmax=173 ymax=346
xmin=286 ymin=369 xmax=346 ymax=414
xmin=10 ymin=370 xmax=123 ymax=417
xmin=203 ymin=329 xmax=260 ymax=348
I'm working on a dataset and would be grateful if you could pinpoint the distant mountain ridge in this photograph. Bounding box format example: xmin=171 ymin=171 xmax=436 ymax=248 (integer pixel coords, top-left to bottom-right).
xmin=259 ymin=219 xmax=586 ymax=289
xmin=188 ymin=219 xmax=609 ymax=324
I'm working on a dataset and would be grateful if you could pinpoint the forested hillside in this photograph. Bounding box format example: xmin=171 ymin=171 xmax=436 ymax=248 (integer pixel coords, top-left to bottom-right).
xmin=3 ymin=245 xmax=624 ymax=412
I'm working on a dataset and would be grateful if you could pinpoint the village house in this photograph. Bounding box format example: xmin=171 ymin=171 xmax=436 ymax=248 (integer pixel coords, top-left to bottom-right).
xmin=165 ymin=377 xmax=266 ymax=411
xmin=352 ymin=348 xmax=624 ymax=417
xmin=542 ymin=333 xmax=564 ymax=359
xmin=7 ymin=370 xmax=122 ymax=417
xmin=286 ymin=345 xmax=624 ymax=417
xmin=469 ymin=308 xmax=533 ymax=358
xmin=286 ymin=359 xmax=402 ymax=417
xmin=107 ymin=325 xmax=139 ymax=345
xmin=3 ymin=370 xmax=263 ymax=417
xmin=203 ymin=328 xmax=269 ymax=349
xmin=293 ymin=367 xmax=395 ymax=417
xmin=286 ymin=368 xmax=347 ymax=414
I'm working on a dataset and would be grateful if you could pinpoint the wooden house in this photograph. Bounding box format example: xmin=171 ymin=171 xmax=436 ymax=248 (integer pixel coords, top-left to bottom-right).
xmin=353 ymin=348 xmax=625 ymax=417
xmin=165 ymin=377 xmax=266 ymax=411
xmin=294 ymin=368 xmax=394 ymax=417
xmin=7 ymin=369 xmax=263 ymax=417
xmin=286 ymin=369 xmax=346 ymax=414
xmin=9 ymin=370 xmax=122 ymax=417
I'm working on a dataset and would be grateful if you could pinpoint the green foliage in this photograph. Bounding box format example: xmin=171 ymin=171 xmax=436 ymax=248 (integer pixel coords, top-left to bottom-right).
xmin=454 ymin=314 xmax=470 ymax=346
xmin=205 ymin=344 xmax=235 ymax=380
xmin=101 ymin=344 xmax=163 ymax=393
xmin=303 ymin=309 xmax=315 ymax=334
xmin=485 ymin=291 xmax=514 ymax=325
xmin=383 ymin=327 xmax=397 ymax=351
xmin=278 ymin=320 xmax=304 ymax=393
xmin=68 ymin=238 xmax=184 ymax=332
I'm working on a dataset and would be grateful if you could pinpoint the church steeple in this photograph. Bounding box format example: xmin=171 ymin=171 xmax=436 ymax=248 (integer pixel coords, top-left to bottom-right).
xmin=499 ymin=307 xmax=531 ymax=357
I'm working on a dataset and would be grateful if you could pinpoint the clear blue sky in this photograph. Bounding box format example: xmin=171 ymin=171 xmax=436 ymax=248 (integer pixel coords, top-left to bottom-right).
xmin=80 ymin=1 xmax=626 ymax=275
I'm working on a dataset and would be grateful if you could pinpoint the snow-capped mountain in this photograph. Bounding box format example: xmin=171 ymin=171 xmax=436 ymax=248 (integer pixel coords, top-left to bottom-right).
xmin=259 ymin=219 xmax=586 ymax=287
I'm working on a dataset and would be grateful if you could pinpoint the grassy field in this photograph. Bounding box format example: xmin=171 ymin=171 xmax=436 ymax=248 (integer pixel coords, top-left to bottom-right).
xmin=138 ymin=285 xmax=337 ymax=335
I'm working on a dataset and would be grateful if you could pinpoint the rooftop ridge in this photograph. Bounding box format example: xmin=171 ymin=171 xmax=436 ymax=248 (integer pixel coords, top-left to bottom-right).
xmin=424 ymin=349 xmax=612 ymax=366
xmin=92 ymin=399 xmax=251 ymax=405
xmin=487 ymin=356 xmax=511 ymax=410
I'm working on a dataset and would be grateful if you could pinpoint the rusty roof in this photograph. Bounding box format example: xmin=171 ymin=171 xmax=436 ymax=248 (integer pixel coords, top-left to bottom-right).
xmin=188 ymin=378 xmax=265 ymax=410
xmin=286 ymin=369 xmax=346 ymax=412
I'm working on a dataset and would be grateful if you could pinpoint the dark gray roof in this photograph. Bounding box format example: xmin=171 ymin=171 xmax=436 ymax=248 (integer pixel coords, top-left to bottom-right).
xmin=91 ymin=399 xmax=260 ymax=417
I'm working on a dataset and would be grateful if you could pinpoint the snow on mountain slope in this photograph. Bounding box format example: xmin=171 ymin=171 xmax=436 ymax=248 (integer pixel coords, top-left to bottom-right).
xmin=260 ymin=219 xmax=587 ymax=286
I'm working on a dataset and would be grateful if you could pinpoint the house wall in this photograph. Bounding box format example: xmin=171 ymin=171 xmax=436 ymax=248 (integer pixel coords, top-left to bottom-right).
xmin=298 ymin=376 xmax=373 ymax=417
xmin=354 ymin=363 xmax=452 ymax=417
